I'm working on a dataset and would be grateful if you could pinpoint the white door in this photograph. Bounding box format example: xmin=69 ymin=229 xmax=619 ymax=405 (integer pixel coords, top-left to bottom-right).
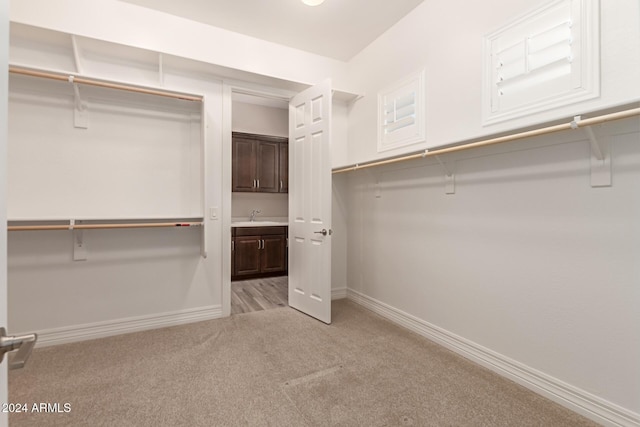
xmin=288 ymin=80 xmax=332 ymax=324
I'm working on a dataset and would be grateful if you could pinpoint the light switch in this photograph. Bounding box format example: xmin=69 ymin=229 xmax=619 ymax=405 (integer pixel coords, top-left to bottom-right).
xmin=210 ymin=207 xmax=218 ymax=220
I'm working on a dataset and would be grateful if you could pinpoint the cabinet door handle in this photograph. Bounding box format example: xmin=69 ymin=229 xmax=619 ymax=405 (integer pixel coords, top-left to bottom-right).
xmin=232 ymin=241 xmax=234 ymax=251
xmin=261 ymin=239 xmax=265 ymax=250
xmin=280 ymin=180 xmax=283 ymax=190
xmin=253 ymin=179 xmax=256 ymax=188
xmin=257 ymin=179 xmax=260 ymax=189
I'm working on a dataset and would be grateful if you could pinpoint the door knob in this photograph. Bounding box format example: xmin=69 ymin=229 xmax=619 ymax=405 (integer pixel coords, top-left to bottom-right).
xmin=0 ymin=327 xmax=37 ymax=370
xmin=313 ymin=229 xmax=332 ymax=236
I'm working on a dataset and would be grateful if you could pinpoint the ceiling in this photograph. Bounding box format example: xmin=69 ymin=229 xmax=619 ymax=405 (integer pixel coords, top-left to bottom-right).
xmin=119 ymin=0 xmax=424 ymax=61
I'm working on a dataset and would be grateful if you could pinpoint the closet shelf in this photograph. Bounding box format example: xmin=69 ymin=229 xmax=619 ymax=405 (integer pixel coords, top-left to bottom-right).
xmin=8 ymin=218 xmax=204 ymax=232
xmin=332 ymin=106 xmax=640 ymax=174
xmin=9 ymin=65 xmax=203 ymax=102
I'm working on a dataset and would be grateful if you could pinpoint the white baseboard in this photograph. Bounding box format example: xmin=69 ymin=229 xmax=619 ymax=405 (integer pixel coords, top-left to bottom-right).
xmin=33 ymin=305 xmax=224 ymax=347
xmin=332 ymin=287 xmax=348 ymax=300
xmin=34 ymin=289 xmax=348 ymax=347
xmin=347 ymin=289 xmax=639 ymax=427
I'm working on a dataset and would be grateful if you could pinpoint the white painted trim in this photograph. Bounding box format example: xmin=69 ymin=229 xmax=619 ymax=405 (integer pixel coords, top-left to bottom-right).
xmin=347 ymin=289 xmax=640 ymax=427
xmin=1 ymin=1 xmax=9 ymax=425
xmin=331 ymin=287 xmax=348 ymax=300
xmin=482 ymin=0 xmax=600 ymax=125
xmin=222 ymin=81 xmax=298 ymax=318
xmin=221 ymin=84 xmax=233 ymax=318
xmin=32 ymin=305 xmax=223 ymax=348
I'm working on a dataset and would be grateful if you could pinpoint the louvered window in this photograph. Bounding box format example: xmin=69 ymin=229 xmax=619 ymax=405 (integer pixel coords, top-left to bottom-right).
xmin=378 ymin=69 xmax=425 ymax=152
xmin=483 ymin=0 xmax=599 ymax=124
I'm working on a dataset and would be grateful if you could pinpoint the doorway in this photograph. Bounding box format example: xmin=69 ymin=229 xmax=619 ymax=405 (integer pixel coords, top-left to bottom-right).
xmin=230 ymin=91 xmax=290 ymax=315
xmin=230 ymin=276 xmax=288 ymax=315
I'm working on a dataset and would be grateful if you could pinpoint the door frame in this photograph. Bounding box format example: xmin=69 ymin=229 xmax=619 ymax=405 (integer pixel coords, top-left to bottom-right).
xmin=1 ymin=0 xmax=9 ymax=423
xmin=221 ymin=82 xmax=297 ymax=317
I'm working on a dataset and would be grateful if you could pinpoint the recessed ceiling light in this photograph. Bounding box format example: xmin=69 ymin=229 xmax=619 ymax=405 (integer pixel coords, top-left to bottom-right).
xmin=302 ymin=0 xmax=325 ymax=6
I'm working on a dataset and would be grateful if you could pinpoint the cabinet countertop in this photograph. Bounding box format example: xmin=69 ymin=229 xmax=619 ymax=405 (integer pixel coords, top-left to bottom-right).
xmin=231 ymin=221 xmax=288 ymax=228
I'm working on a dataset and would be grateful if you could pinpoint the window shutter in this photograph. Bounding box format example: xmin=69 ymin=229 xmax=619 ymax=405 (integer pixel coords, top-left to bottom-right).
xmin=484 ymin=0 xmax=599 ymax=124
xmin=378 ymin=69 xmax=425 ymax=152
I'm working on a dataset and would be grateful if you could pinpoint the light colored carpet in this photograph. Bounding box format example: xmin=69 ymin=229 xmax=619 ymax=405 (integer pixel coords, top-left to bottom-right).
xmin=9 ymin=300 xmax=597 ymax=426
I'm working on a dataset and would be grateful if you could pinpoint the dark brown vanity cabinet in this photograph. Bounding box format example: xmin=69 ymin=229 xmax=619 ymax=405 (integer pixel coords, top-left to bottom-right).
xmin=232 ymin=226 xmax=287 ymax=280
xmin=232 ymin=132 xmax=288 ymax=193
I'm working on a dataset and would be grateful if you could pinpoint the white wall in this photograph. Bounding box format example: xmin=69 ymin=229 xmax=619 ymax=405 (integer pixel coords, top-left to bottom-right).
xmin=232 ymin=101 xmax=288 ymax=137
xmin=340 ymin=1 xmax=640 ymax=424
xmin=330 ymin=173 xmax=348 ymax=296
xmin=8 ymin=76 xmax=202 ymax=219
xmin=344 ymin=0 xmax=640 ymax=167
xmin=330 ymin=99 xmax=350 ymax=294
xmin=232 ymin=193 xmax=288 ymax=222
xmin=344 ymin=119 xmax=640 ymax=424
xmin=331 ymin=99 xmax=349 ymax=168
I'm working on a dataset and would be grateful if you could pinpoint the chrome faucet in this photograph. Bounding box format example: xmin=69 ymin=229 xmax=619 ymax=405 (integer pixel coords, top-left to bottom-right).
xmin=250 ymin=209 xmax=261 ymax=222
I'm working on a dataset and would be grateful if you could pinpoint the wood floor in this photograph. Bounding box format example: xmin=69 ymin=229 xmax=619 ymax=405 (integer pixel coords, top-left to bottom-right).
xmin=231 ymin=276 xmax=288 ymax=315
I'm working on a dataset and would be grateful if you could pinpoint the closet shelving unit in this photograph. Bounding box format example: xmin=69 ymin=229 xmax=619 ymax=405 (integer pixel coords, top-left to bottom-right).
xmin=7 ymin=65 xmax=208 ymax=258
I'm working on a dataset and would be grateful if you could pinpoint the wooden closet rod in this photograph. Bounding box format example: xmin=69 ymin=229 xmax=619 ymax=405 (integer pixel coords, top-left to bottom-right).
xmin=8 ymin=222 xmax=204 ymax=232
xmin=9 ymin=66 xmax=203 ymax=102
xmin=332 ymin=107 xmax=640 ymax=174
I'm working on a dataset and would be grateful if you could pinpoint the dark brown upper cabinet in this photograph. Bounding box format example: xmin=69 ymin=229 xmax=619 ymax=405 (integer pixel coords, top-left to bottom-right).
xmin=232 ymin=132 xmax=288 ymax=193
xmin=279 ymin=142 xmax=288 ymax=193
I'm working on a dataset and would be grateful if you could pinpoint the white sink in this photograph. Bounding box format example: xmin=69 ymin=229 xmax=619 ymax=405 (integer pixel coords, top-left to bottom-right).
xmin=232 ymin=221 xmax=288 ymax=227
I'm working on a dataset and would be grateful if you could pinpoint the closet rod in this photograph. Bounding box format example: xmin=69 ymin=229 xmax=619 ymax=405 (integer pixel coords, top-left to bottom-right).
xmin=332 ymin=107 xmax=640 ymax=174
xmin=9 ymin=66 xmax=203 ymax=102
xmin=8 ymin=222 xmax=204 ymax=232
